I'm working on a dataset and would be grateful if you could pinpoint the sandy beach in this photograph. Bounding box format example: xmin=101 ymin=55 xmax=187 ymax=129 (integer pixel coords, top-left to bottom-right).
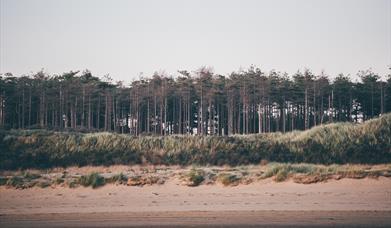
xmin=1 ymin=177 xmax=391 ymax=227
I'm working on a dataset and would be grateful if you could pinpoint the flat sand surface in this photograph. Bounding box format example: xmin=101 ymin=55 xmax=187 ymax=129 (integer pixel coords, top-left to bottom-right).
xmin=1 ymin=177 xmax=391 ymax=227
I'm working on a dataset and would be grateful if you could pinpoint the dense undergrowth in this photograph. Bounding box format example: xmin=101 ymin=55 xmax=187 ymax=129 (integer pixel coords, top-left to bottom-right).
xmin=0 ymin=113 xmax=390 ymax=169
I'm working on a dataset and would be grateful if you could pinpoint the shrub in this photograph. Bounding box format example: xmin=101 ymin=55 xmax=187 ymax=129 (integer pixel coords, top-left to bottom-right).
xmin=260 ymin=163 xmax=321 ymax=181
xmin=6 ymin=176 xmax=24 ymax=188
xmin=218 ymin=173 xmax=239 ymax=186
xmin=186 ymin=169 xmax=205 ymax=186
xmin=79 ymin=173 xmax=105 ymax=188
xmin=0 ymin=177 xmax=7 ymax=185
xmin=67 ymin=179 xmax=79 ymax=188
xmin=275 ymin=168 xmax=288 ymax=182
xmin=261 ymin=163 xmax=283 ymax=179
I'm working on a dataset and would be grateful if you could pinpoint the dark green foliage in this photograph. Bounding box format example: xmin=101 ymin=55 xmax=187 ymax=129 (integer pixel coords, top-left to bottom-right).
xmin=67 ymin=179 xmax=79 ymax=188
xmin=6 ymin=176 xmax=24 ymax=188
xmin=79 ymin=173 xmax=105 ymax=188
xmin=275 ymin=168 xmax=288 ymax=182
xmin=0 ymin=113 xmax=390 ymax=169
xmin=1 ymin=69 xmax=389 ymax=137
xmin=186 ymin=169 xmax=205 ymax=186
xmin=0 ymin=177 xmax=8 ymax=185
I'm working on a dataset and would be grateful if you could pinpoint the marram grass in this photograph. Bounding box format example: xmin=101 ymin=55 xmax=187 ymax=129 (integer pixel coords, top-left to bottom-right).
xmin=1 ymin=163 xmax=390 ymax=189
xmin=0 ymin=113 xmax=390 ymax=169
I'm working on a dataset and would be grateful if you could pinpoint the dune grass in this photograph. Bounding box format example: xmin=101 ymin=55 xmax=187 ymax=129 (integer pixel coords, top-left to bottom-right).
xmin=183 ymin=168 xmax=205 ymax=186
xmin=0 ymin=113 xmax=390 ymax=169
xmin=1 ymin=163 xmax=390 ymax=189
xmin=217 ymin=173 xmax=240 ymax=186
xmin=79 ymin=173 xmax=105 ymax=188
xmin=106 ymin=173 xmax=127 ymax=184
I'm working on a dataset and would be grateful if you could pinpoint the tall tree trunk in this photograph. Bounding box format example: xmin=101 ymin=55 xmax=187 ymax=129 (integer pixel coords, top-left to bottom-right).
xmin=320 ymin=93 xmax=324 ymax=124
xmin=349 ymin=88 xmax=352 ymax=121
xmin=104 ymin=94 xmax=107 ymax=131
xmin=164 ymin=97 xmax=167 ymax=135
xmin=371 ymin=82 xmax=374 ymax=118
xmin=282 ymin=97 xmax=286 ymax=133
xmin=228 ymin=96 xmax=233 ymax=135
xmin=208 ymin=100 xmax=213 ymax=135
xmin=179 ymin=97 xmax=182 ymax=134
xmin=160 ymin=97 xmax=163 ymax=136
xmin=22 ymin=88 xmax=25 ymax=128
xmin=304 ymin=88 xmax=308 ymax=130
xmin=313 ymin=83 xmax=316 ymax=127
xmin=147 ymin=97 xmax=150 ymax=134
xmin=328 ymin=94 xmax=332 ymax=122
xmin=381 ymin=83 xmax=384 ymax=114
xmin=113 ymin=93 xmax=117 ymax=132
xmin=257 ymin=104 xmax=262 ymax=133
xmin=0 ymin=92 xmax=3 ymax=127
xmin=88 ymin=95 xmax=92 ymax=130
xmin=74 ymin=97 xmax=78 ymax=128
xmin=82 ymin=86 xmax=85 ymax=128
xmin=154 ymin=95 xmax=157 ymax=134
xmin=97 ymin=95 xmax=101 ymax=130
xmin=70 ymin=103 xmax=74 ymax=129
xmin=200 ymin=84 xmax=203 ymax=135
xmin=39 ymin=90 xmax=45 ymax=128
xmin=29 ymin=87 xmax=32 ymax=127
xmin=187 ymin=94 xmax=191 ymax=134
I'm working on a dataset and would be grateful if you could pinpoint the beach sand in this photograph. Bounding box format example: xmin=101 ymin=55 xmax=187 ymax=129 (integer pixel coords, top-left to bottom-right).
xmin=1 ymin=177 xmax=391 ymax=227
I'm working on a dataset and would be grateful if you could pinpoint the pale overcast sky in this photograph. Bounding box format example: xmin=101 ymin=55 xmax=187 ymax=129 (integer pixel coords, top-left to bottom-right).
xmin=0 ymin=0 xmax=390 ymax=82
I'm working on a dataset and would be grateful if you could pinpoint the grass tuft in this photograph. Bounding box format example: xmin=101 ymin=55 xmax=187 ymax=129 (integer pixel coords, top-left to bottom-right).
xmin=218 ymin=173 xmax=239 ymax=186
xmin=185 ymin=168 xmax=205 ymax=186
xmin=106 ymin=173 xmax=127 ymax=184
xmin=79 ymin=173 xmax=105 ymax=188
xmin=6 ymin=176 xmax=24 ymax=188
xmin=275 ymin=168 xmax=288 ymax=182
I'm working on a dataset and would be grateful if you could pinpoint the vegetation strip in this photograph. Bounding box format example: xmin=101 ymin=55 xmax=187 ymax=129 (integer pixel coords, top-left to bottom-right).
xmin=1 ymin=163 xmax=390 ymax=189
xmin=1 ymin=113 xmax=390 ymax=169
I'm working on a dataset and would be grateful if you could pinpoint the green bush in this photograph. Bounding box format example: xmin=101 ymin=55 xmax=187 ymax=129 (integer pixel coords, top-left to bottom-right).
xmin=0 ymin=113 xmax=390 ymax=169
xmin=275 ymin=168 xmax=288 ymax=182
xmin=67 ymin=179 xmax=79 ymax=188
xmin=0 ymin=177 xmax=8 ymax=185
xmin=186 ymin=169 xmax=205 ymax=186
xmin=79 ymin=173 xmax=105 ymax=188
xmin=6 ymin=176 xmax=24 ymax=188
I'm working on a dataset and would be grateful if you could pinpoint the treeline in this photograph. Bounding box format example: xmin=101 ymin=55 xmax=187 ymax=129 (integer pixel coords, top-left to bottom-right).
xmin=0 ymin=67 xmax=390 ymax=135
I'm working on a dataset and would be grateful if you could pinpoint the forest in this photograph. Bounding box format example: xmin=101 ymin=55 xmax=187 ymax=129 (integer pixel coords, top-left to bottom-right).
xmin=1 ymin=66 xmax=390 ymax=136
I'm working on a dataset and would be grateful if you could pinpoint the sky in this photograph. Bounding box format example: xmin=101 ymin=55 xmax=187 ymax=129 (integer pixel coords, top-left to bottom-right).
xmin=0 ymin=0 xmax=390 ymax=82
